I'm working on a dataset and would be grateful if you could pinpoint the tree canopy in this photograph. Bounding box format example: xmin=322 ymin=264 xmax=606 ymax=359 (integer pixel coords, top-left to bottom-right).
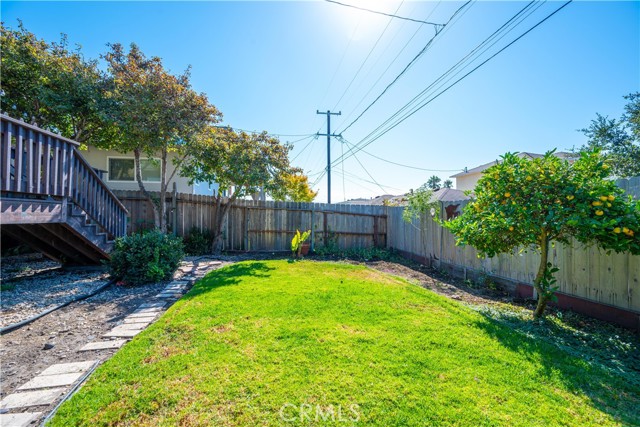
xmin=444 ymin=150 xmax=640 ymax=317
xmin=579 ymin=92 xmax=640 ymax=177
xmin=102 ymin=43 xmax=221 ymax=232
xmin=272 ymin=173 xmax=318 ymax=203
xmin=426 ymin=175 xmax=442 ymax=190
xmin=181 ymin=127 xmax=300 ymax=251
xmin=0 ymin=22 xmax=114 ymax=145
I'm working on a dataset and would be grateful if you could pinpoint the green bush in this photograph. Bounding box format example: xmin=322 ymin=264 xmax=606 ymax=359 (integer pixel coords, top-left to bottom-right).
xmin=109 ymin=230 xmax=184 ymax=285
xmin=183 ymin=227 xmax=213 ymax=256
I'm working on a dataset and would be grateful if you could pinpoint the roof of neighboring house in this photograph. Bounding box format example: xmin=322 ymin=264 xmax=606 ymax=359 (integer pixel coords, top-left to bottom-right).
xmin=339 ymin=188 xmax=470 ymax=206
xmin=338 ymin=195 xmax=398 ymax=206
xmin=432 ymin=188 xmax=471 ymax=202
xmin=450 ymin=151 xmax=575 ymax=178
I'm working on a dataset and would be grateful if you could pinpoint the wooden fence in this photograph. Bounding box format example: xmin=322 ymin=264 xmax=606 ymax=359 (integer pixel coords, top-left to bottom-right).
xmin=112 ymin=191 xmax=387 ymax=252
xmin=387 ymin=200 xmax=640 ymax=317
xmin=112 ymin=189 xmax=639 ymax=324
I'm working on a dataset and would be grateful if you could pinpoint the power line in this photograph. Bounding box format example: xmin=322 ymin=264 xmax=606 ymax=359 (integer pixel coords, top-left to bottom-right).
xmin=340 ymin=137 xmax=462 ymax=172
xmin=316 ymin=12 xmax=363 ymax=110
xmin=213 ymin=125 xmax=316 ymax=139
xmin=339 ymin=137 xmax=389 ymax=193
xmin=291 ymin=134 xmax=319 ymax=162
xmin=337 ymin=0 xmax=473 ymax=134
xmin=331 ymin=1 xmax=406 ymax=111
xmin=334 ymin=0 xmax=568 ymax=166
xmin=325 ymin=0 xmax=446 ymax=28
xmin=334 ymin=0 xmax=447 ymax=131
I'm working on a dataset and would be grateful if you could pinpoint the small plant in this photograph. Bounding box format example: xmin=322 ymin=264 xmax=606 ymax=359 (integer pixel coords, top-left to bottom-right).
xmin=291 ymin=229 xmax=311 ymax=258
xmin=109 ymin=229 xmax=184 ymax=286
xmin=183 ymin=227 xmax=213 ymax=256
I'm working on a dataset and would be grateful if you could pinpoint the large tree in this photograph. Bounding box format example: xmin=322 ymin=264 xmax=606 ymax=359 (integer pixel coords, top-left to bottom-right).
xmin=102 ymin=43 xmax=221 ymax=232
xmin=181 ymin=127 xmax=300 ymax=252
xmin=578 ymin=92 xmax=640 ymax=177
xmin=0 ymin=22 xmax=114 ymax=145
xmin=444 ymin=150 xmax=640 ymax=318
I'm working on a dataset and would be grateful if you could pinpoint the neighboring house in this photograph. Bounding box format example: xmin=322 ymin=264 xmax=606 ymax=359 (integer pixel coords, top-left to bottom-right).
xmin=450 ymin=152 xmax=575 ymax=191
xmin=80 ymin=145 xmax=218 ymax=196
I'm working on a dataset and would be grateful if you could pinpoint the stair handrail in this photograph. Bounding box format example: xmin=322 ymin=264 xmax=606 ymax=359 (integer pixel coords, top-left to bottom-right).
xmin=1 ymin=113 xmax=129 ymax=238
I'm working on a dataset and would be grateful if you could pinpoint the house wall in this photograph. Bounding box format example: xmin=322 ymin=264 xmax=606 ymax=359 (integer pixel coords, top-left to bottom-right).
xmin=79 ymin=146 xmax=196 ymax=193
xmin=453 ymin=172 xmax=482 ymax=191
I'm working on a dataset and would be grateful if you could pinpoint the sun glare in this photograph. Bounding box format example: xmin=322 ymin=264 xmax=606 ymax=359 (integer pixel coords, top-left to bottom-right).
xmin=335 ymin=0 xmax=406 ymax=41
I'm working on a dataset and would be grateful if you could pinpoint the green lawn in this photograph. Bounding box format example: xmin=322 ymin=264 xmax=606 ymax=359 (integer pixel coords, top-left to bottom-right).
xmin=50 ymin=261 xmax=638 ymax=426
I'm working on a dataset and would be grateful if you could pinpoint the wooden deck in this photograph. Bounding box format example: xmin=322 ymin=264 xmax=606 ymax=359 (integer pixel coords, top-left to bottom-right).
xmin=0 ymin=114 xmax=128 ymax=264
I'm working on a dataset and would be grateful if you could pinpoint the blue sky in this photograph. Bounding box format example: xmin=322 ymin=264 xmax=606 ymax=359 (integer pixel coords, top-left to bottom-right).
xmin=3 ymin=1 xmax=638 ymax=202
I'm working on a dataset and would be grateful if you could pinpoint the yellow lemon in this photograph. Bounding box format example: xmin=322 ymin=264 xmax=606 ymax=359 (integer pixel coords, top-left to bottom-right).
xmin=592 ymin=201 xmax=602 ymax=206
xmin=613 ymin=227 xmax=621 ymax=233
xmin=623 ymin=227 xmax=629 ymax=233
xmin=509 ymin=226 xmax=514 ymax=231
xmin=504 ymin=192 xmax=511 ymax=198
xmin=595 ymin=210 xmax=604 ymax=216
xmin=599 ymin=196 xmax=608 ymax=202
xmin=566 ymin=195 xmax=574 ymax=201
xmin=606 ymin=203 xmax=612 ymax=207
xmin=526 ymin=176 xmax=532 ymax=181
xmin=608 ymin=195 xmax=615 ymax=201
xmin=603 ymin=164 xmax=609 ymax=169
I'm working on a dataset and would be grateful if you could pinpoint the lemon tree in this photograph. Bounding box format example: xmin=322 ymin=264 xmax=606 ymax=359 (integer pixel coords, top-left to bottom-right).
xmin=444 ymin=150 xmax=640 ymax=318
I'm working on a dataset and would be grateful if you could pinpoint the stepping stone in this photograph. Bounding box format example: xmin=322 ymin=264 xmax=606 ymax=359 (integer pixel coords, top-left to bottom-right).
xmin=18 ymin=372 xmax=85 ymax=390
xmin=137 ymin=302 xmax=166 ymax=309
xmin=131 ymin=307 xmax=163 ymax=316
xmin=123 ymin=316 xmax=156 ymax=324
xmin=79 ymin=340 xmax=127 ymax=351
xmin=0 ymin=412 xmax=42 ymax=427
xmin=156 ymin=292 xmax=182 ymax=299
xmin=0 ymin=388 xmax=66 ymax=410
xmin=103 ymin=327 xmax=142 ymax=338
xmin=40 ymin=361 xmax=96 ymax=376
xmin=170 ymin=280 xmax=189 ymax=286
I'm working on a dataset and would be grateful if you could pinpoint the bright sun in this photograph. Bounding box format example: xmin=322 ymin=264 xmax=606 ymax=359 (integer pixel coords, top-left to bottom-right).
xmin=335 ymin=0 xmax=406 ymax=41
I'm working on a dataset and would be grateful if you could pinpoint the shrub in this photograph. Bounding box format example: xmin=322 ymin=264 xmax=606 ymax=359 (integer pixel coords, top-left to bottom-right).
xmin=183 ymin=227 xmax=213 ymax=256
xmin=109 ymin=230 xmax=184 ymax=285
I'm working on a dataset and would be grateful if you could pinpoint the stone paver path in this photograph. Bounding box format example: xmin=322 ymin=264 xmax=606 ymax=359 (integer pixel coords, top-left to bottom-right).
xmin=1 ymin=259 xmax=224 ymax=426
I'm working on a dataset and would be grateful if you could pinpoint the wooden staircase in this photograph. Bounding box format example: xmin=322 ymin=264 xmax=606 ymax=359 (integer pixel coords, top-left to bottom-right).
xmin=0 ymin=114 xmax=128 ymax=265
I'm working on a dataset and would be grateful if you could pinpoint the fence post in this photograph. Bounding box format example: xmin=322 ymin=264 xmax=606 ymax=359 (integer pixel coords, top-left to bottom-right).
xmin=243 ymin=207 xmax=249 ymax=251
xmin=172 ymin=182 xmax=178 ymax=236
xmin=310 ymin=204 xmax=315 ymax=251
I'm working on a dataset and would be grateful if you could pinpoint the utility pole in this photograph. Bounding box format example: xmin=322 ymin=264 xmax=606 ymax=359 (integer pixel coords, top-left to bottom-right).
xmin=316 ymin=110 xmax=341 ymax=204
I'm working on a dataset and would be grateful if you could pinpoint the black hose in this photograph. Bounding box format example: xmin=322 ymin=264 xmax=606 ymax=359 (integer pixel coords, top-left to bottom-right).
xmin=0 ymin=278 xmax=116 ymax=335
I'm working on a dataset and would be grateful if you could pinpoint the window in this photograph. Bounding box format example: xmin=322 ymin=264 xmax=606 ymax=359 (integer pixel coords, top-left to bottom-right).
xmin=108 ymin=158 xmax=161 ymax=182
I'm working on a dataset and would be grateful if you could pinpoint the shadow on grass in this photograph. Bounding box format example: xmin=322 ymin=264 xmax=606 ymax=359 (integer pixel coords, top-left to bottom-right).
xmin=182 ymin=261 xmax=275 ymax=300
xmin=473 ymin=310 xmax=640 ymax=426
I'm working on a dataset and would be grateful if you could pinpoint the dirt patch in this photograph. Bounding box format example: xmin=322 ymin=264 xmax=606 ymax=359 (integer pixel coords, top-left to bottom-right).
xmin=0 ymin=280 xmax=165 ymax=398
xmin=318 ymin=256 xmax=520 ymax=308
xmin=0 ymin=256 xmax=232 ymax=401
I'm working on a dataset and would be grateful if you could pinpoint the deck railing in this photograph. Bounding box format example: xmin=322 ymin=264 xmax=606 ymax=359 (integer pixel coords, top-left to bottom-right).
xmin=0 ymin=114 xmax=128 ymax=238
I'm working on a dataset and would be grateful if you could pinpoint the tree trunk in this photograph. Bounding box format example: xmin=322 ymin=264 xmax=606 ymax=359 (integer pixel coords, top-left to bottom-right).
xmin=134 ymin=148 xmax=160 ymax=229
xmin=158 ymin=147 xmax=168 ymax=234
xmin=533 ymin=231 xmax=550 ymax=318
xmin=210 ymin=191 xmax=239 ymax=254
